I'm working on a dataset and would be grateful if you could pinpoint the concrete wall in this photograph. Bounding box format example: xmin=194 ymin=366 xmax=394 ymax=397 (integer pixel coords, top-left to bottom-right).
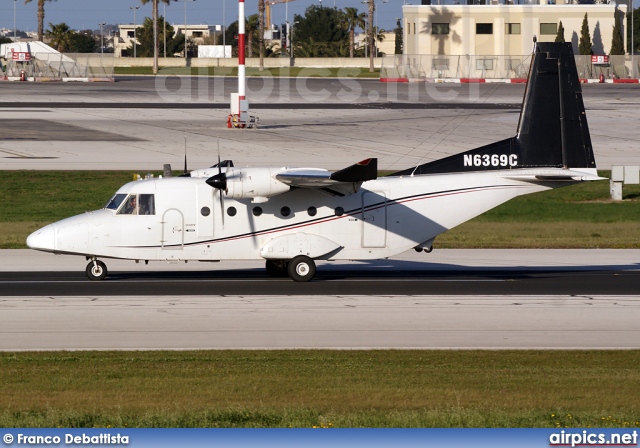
xmin=114 ymin=57 xmax=384 ymax=69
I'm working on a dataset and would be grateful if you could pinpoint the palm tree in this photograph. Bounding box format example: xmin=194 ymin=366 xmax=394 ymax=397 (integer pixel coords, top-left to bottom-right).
xmin=367 ymin=0 xmax=375 ymax=72
xmin=258 ymin=0 xmax=265 ymax=71
xmin=45 ymin=22 xmax=74 ymax=52
xmin=343 ymin=7 xmax=366 ymax=58
xmin=139 ymin=0 xmax=172 ymax=75
xmin=246 ymin=14 xmax=260 ymax=58
xmin=24 ymin=0 xmax=54 ymax=42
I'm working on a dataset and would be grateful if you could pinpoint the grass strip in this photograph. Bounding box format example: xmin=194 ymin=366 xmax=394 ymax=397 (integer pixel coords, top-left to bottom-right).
xmin=0 ymin=350 xmax=638 ymax=428
xmin=2 ymin=171 xmax=639 ymax=249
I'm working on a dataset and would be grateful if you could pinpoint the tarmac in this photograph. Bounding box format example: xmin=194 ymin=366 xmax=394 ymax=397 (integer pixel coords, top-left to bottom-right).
xmin=0 ymin=78 xmax=639 ymax=171
xmin=2 ymin=248 xmax=639 ymax=272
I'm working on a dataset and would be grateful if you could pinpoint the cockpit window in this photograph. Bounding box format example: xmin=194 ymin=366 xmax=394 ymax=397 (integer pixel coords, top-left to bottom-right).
xmin=139 ymin=194 xmax=155 ymax=215
xmin=117 ymin=194 xmax=155 ymax=215
xmin=105 ymin=194 xmax=127 ymax=211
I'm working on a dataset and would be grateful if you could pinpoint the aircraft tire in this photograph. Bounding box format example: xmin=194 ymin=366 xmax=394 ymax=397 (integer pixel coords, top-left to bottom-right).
xmin=287 ymin=256 xmax=316 ymax=282
xmin=86 ymin=260 xmax=107 ymax=281
xmin=265 ymin=260 xmax=288 ymax=277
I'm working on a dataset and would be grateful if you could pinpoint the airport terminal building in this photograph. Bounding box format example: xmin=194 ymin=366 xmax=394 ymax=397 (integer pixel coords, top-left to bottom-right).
xmin=402 ymin=1 xmax=627 ymax=56
xmin=389 ymin=1 xmax=635 ymax=80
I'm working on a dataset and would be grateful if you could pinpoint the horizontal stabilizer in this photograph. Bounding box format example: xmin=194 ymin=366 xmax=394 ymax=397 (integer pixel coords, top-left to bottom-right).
xmin=330 ymin=158 xmax=377 ymax=182
xmin=276 ymin=158 xmax=377 ymax=196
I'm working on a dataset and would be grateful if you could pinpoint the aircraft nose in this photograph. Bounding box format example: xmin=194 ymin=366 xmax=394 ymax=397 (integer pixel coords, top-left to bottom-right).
xmin=26 ymin=224 xmax=56 ymax=252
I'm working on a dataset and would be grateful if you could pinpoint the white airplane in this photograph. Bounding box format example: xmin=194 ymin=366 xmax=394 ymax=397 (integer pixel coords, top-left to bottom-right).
xmin=27 ymin=43 xmax=602 ymax=282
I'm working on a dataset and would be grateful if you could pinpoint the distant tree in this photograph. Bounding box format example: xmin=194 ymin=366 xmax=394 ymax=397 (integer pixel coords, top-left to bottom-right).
xmin=0 ymin=37 xmax=13 ymax=45
xmin=294 ymin=5 xmax=349 ymax=51
xmin=579 ymin=13 xmax=593 ymax=55
xmin=555 ymin=20 xmax=565 ymax=43
xmin=69 ymin=31 xmax=98 ymax=53
xmin=139 ymin=0 xmax=172 ymax=73
xmin=394 ymin=19 xmax=403 ymax=54
xmin=343 ymin=7 xmax=366 ymax=58
xmin=610 ymin=9 xmax=625 ymax=55
xmin=45 ymin=22 xmax=74 ymax=52
xmin=129 ymin=17 xmax=181 ymax=58
xmin=24 ymin=0 xmax=56 ymax=42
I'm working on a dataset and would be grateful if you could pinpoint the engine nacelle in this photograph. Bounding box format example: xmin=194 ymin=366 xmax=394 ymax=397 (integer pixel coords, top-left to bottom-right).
xmin=224 ymin=167 xmax=291 ymax=201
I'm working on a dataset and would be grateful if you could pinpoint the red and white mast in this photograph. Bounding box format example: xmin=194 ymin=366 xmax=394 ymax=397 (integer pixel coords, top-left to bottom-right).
xmin=228 ymin=0 xmax=257 ymax=128
xmin=238 ymin=0 xmax=246 ymax=105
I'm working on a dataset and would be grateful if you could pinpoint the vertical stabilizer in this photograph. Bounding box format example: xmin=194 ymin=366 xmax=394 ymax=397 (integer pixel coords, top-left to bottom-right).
xmin=516 ymin=42 xmax=596 ymax=169
xmin=389 ymin=42 xmax=596 ymax=177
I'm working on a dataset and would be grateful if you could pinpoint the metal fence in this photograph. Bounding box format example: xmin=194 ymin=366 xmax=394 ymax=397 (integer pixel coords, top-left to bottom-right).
xmin=2 ymin=53 xmax=114 ymax=81
xmin=381 ymin=54 xmax=640 ymax=80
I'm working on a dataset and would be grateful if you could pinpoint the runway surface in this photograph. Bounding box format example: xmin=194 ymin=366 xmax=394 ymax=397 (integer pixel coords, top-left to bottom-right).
xmin=2 ymin=268 xmax=640 ymax=296
xmin=1 ymin=250 xmax=639 ymax=350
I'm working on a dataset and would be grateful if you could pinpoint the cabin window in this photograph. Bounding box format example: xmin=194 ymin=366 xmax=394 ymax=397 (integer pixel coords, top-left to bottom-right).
xmin=307 ymin=206 xmax=317 ymax=217
xmin=201 ymin=207 xmax=210 ymax=217
xmin=252 ymin=206 xmax=263 ymax=217
xmin=105 ymin=193 xmax=127 ymax=211
xmin=227 ymin=207 xmax=237 ymax=217
xmin=280 ymin=206 xmax=291 ymax=217
xmin=116 ymin=194 xmax=155 ymax=215
xmin=335 ymin=207 xmax=344 ymax=217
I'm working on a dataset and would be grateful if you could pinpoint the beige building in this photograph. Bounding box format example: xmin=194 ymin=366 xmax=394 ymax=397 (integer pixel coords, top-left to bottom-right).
xmin=403 ymin=3 xmax=627 ymax=56
xmin=114 ymin=24 xmax=210 ymax=57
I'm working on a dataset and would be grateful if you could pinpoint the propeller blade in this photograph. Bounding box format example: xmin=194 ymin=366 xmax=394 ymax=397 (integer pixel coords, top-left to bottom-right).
xmin=219 ymin=189 xmax=225 ymax=227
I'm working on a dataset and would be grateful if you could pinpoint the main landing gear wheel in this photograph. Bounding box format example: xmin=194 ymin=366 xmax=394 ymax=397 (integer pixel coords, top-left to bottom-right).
xmin=265 ymin=260 xmax=288 ymax=277
xmin=86 ymin=260 xmax=107 ymax=281
xmin=287 ymin=255 xmax=316 ymax=282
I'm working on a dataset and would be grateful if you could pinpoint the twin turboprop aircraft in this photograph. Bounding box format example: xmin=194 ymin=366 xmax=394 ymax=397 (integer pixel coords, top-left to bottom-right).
xmin=27 ymin=43 xmax=602 ymax=282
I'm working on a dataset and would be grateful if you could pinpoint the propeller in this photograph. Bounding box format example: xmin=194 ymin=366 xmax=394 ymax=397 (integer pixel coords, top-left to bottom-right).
xmin=206 ymin=137 xmax=226 ymax=227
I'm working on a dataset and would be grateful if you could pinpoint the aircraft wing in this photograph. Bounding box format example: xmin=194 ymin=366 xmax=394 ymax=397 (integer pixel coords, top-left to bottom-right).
xmin=276 ymin=158 xmax=377 ymax=196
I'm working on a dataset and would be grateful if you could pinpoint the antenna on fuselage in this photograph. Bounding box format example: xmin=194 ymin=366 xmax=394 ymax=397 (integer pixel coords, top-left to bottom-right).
xmin=183 ymin=133 xmax=188 ymax=175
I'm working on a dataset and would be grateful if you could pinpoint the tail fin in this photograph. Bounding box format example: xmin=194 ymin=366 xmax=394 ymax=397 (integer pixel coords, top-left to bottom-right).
xmin=390 ymin=42 xmax=596 ymax=177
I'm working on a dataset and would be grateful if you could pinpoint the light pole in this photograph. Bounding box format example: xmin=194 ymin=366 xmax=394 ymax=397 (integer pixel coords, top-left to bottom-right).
xmin=176 ymin=0 xmax=196 ymax=63
xmin=13 ymin=0 xmax=17 ymax=40
xmin=289 ymin=20 xmax=299 ymax=64
xmin=99 ymin=22 xmax=106 ymax=56
xmin=163 ymin=2 xmax=167 ymax=58
xmin=223 ymin=0 xmax=226 ymax=48
xmin=130 ymin=6 xmax=140 ymax=58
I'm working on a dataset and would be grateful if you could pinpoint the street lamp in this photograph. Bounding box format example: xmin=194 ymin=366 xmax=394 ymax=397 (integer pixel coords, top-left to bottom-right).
xmin=99 ymin=23 xmax=106 ymax=56
xmin=130 ymin=6 xmax=140 ymax=58
xmin=13 ymin=0 xmax=17 ymax=41
xmin=289 ymin=20 xmax=299 ymax=64
xmin=176 ymin=0 xmax=196 ymax=63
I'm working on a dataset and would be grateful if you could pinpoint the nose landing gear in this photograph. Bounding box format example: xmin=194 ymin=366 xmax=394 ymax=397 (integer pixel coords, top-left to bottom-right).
xmin=86 ymin=259 xmax=107 ymax=281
